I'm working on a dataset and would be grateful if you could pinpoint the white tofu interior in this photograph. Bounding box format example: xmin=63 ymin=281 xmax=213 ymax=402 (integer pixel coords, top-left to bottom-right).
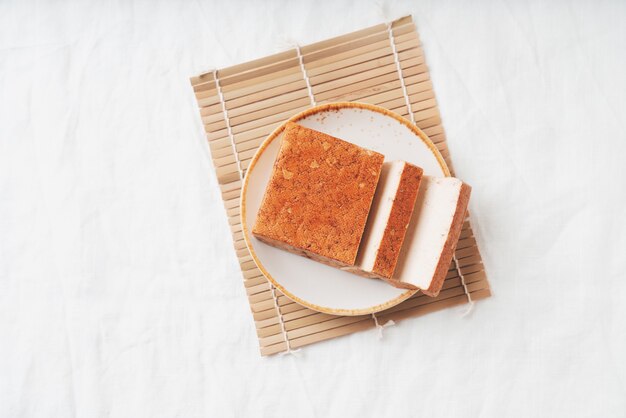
xmin=394 ymin=176 xmax=463 ymax=288
xmin=356 ymin=161 xmax=406 ymax=271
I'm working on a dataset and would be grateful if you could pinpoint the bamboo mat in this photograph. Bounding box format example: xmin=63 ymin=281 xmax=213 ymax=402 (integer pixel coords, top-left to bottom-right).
xmin=190 ymin=15 xmax=491 ymax=356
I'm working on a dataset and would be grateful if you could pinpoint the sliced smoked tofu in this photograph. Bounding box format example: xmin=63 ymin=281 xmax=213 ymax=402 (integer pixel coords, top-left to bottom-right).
xmin=349 ymin=161 xmax=423 ymax=279
xmin=391 ymin=176 xmax=471 ymax=296
xmin=252 ymin=122 xmax=384 ymax=268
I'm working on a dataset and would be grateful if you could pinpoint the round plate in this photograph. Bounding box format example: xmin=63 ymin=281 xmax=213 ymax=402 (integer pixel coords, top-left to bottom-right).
xmin=241 ymin=102 xmax=450 ymax=316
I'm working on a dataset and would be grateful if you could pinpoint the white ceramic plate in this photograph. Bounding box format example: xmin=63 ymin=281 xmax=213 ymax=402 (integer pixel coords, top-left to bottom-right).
xmin=241 ymin=102 xmax=450 ymax=316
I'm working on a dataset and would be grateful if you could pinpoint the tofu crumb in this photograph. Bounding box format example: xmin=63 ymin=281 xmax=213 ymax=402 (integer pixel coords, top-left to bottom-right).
xmin=282 ymin=168 xmax=293 ymax=179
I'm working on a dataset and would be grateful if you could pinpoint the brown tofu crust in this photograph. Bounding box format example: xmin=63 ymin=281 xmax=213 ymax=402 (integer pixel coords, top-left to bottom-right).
xmin=422 ymin=182 xmax=471 ymax=296
xmin=253 ymin=234 xmax=350 ymax=269
xmin=371 ymin=163 xmax=423 ymax=279
xmin=252 ymin=122 xmax=384 ymax=266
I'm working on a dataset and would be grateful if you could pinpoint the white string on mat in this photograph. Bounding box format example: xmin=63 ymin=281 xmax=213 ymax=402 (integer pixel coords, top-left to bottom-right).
xmin=371 ymin=313 xmax=395 ymax=339
xmin=453 ymin=253 xmax=475 ymax=316
xmin=212 ymin=69 xmax=243 ymax=180
xmin=269 ymin=284 xmax=301 ymax=356
xmin=387 ymin=21 xmax=475 ymax=316
xmin=294 ymin=45 xmax=316 ymax=107
xmin=386 ymin=22 xmax=415 ymax=125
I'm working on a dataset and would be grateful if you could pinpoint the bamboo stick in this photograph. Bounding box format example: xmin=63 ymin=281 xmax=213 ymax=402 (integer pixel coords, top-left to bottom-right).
xmin=260 ymin=288 xmax=490 ymax=355
xmin=193 ymin=16 xmax=411 ymax=89
xmin=200 ymin=43 xmax=422 ymax=120
xmin=196 ymin=27 xmax=417 ymax=107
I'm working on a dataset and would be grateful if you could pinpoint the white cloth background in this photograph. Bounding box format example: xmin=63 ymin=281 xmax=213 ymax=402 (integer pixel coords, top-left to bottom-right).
xmin=1 ymin=0 xmax=625 ymax=417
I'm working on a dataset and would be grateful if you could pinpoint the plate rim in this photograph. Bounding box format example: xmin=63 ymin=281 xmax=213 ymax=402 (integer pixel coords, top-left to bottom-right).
xmin=241 ymin=102 xmax=451 ymax=316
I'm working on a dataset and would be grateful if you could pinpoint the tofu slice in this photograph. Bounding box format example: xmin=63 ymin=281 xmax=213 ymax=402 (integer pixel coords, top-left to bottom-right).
xmin=349 ymin=161 xmax=423 ymax=279
xmin=252 ymin=122 xmax=384 ymax=268
xmin=390 ymin=176 xmax=471 ymax=296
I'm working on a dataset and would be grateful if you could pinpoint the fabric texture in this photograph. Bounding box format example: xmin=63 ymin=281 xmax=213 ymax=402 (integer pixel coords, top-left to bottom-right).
xmin=1 ymin=1 xmax=625 ymax=417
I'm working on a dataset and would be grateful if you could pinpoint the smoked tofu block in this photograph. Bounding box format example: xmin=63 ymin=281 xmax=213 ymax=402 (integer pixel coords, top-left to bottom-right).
xmin=349 ymin=161 xmax=423 ymax=279
xmin=390 ymin=176 xmax=471 ymax=296
xmin=252 ymin=122 xmax=384 ymax=268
